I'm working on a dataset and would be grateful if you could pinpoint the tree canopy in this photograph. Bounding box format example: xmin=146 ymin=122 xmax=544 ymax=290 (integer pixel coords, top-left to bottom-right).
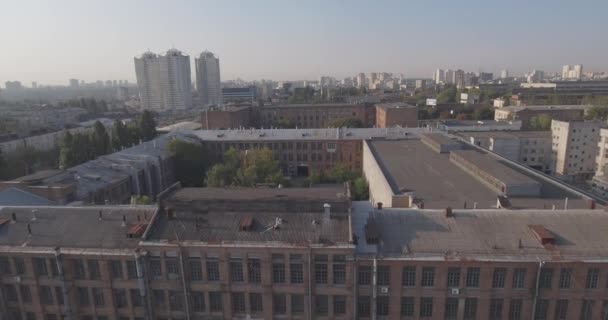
xmin=327 ymin=117 xmax=364 ymax=128
xmin=206 ymin=148 xmax=284 ymax=187
xmin=529 ymin=114 xmax=553 ymax=130
xmin=166 ymin=139 xmax=213 ymax=187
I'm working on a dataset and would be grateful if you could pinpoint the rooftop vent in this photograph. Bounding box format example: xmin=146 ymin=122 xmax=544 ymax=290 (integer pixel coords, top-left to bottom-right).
xmin=528 ymin=224 xmax=556 ymax=246
xmin=445 ymin=207 xmax=454 ymax=218
xmin=239 ymin=216 xmax=255 ymax=231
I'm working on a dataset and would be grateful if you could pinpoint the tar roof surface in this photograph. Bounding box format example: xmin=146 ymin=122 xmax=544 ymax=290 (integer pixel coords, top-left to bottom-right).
xmin=169 ymin=186 xmax=348 ymax=202
xmin=147 ymin=209 xmax=350 ymax=245
xmin=451 ymin=149 xmax=537 ymax=185
xmin=0 ymin=206 xmax=156 ymax=249
xmin=193 ymin=127 xmax=423 ymax=141
xmin=352 ymin=206 xmax=608 ymax=260
xmin=369 ymin=140 xmax=588 ymax=209
xmin=456 ymin=131 xmax=551 ymax=139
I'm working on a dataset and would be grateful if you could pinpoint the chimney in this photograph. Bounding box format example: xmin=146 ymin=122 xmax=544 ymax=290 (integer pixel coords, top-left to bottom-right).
xmin=445 ymin=207 xmax=454 ymax=218
xmin=27 ymin=223 xmax=32 ymax=235
xmin=98 ymin=210 xmax=103 ymax=221
xmin=376 ymin=202 xmax=383 ymax=210
xmin=323 ymin=203 xmax=331 ymax=220
xmin=11 ymin=212 xmax=16 ymax=222
xmin=121 ymin=215 xmax=126 ymax=227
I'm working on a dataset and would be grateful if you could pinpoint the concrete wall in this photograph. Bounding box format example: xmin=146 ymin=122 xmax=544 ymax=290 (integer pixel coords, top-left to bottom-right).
xmin=362 ymin=140 xmax=395 ymax=207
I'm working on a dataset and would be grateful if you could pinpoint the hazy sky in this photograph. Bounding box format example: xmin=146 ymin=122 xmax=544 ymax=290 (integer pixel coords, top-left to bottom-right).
xmin=1 ymin=0 xmax=607 ymax=85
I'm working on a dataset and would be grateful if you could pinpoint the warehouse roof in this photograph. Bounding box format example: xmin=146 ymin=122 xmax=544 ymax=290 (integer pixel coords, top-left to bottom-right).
xmin=352 ymin=206 xmax=608 ymax=261
xmin=169 ymin=186 xmax=348 ymax=202
xmin=0 ymin=206 xmax=156 ymax=249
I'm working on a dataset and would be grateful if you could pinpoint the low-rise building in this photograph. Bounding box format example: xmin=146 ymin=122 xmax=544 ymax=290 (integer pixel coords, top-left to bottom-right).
xmin=494 ymin=105 xmax=592 ymax=129
xmin=375 ymin=103 xmax=418 ymax=128
xmin=437 ymin=119 xmax=522 ymax=132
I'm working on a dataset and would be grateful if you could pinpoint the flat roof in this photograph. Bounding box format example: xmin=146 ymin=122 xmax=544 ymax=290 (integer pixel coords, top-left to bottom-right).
xmin=0 ymin=206 xmax=156 ymax=249
xmin=193 ymin=127 xmax=423 ymax=141
xmin=376 ymin=103 xmax=416 ymax=110
xmin=146 ymin=209 xmax=350 ymax=245
xmin=499 ymin=104 xmax=592 ymax=112
xmin=368 ymin=139 xmax=589 ymax=209
xmin=451 ymin=149 xmax=538 ymax=185
xmin=169 ymin=186 xmax=348 ymax=202
xmin=352 ymin=206 xmax=608 ymax=260
xmin=456 ymin=131 xmax=551 ymax=140
xmin=421 ymin=132 xmax=458 ymax=145
xmin=440 ymin=120 xmax=520 ymax=127
xmin=263 ymin=103 xmax=361 ymax=109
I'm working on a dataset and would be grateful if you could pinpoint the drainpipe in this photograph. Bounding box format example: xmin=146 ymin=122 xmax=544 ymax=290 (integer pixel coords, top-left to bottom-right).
xmin=371 ymin=257 xmax=377 ymax=320
xmin=530 ymin=260 xmax=545 ymax=320
xmin=134 ymin=249 xmax=152 ymax=320
xmin=54 ymin=247 xmax=72 ymax=320
xmin=352 ymin=261 xmax=358 ymax=319
xmin=178 ymin=246 xmax=191 ymax=320
xmin=308 ymin=247 xmax=313 ymax=320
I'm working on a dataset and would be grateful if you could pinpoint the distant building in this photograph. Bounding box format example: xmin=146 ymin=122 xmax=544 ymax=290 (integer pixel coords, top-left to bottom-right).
xmin=454 ymin=69 xmax=465 ymax=88
xmin=415 ymin=79 xmax=426 ymax=89
xmin=478 ymin=72 xmax=493 ymax=82
xmin=526 ymin=69 xmax=544 ymax=83
xmin=562 ymin=64 xmax=583 ymax=80
xmin=551 ymin=120 xmax=603 ymax=181
xmin=460 ymin=93 xmax=479 ymax=105
xmin=494 ymin=105 xmax=591 ymax=128
xmin=134 ymin=49 xmax=192 ymax=110
xmin=69 ymin=78 xmax=79 ymax=88
xmin=4 ymin=81 xmax=22 ymax=91
xmin=500 ymin=69 xmax=509 ymax=79
xmin=356 ymin=73 xmax=366 ymax=89
xmin=222 ymin=86 xmax=258 ymax=106
xmin=434 ymin=68 xmax=445 ymax=84
xmin=375 ymin=103 xmax=418 ymax=128
xmin=195 ymin=51 xmax=221 ymax=106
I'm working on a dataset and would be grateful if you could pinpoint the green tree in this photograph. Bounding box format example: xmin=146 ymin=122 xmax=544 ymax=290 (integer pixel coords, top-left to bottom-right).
xmin=327 ymin=118 xmax=364 ymax=128
xmin=328 ymin=164 xmax=357 ymax=183
xmin=59 ymin=131 xmax=77 ymax=168
xmin=167 ymin=139 xmax=214 ymax=187
xmin=206 ymin=148 xmax=241 ymax=187
xmin=586 ymin=106 xmax=608 ymax=120
xmin=472 ymin=107 xmax=494 ymax=120
xmin=90 ymin=121 xmax=110 ymax=157
xmin=352 ymin=177 xmax=369 ymax=200
xmin=139 ymin=110 xmax=157 ymax=141
xmin=437 ymin=85 xmax=457 ymax=104
xmin=529 ymin=114 xmax=553 ymax=130
xmin=111 ymin=119 xmax=130 ymax=151
xmin=206 ymin=148 xmax=284 ymax=187
xmin=130 ymin=195 xmax=152 ymax=205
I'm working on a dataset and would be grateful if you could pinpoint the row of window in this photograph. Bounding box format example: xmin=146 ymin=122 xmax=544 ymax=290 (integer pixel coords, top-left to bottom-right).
xmin=208 ymin=141 xmax=342 ymax=153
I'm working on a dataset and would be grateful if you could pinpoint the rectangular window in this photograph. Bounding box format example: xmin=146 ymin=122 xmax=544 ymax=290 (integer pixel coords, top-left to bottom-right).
xmin=39 ymin=286 xmax=53 ymax=305
xmin=290 ymin=255 xmax=304 ymax=284
xmin=333 ymin=255 xmax=346 ymax=285
xmin=358 ymin=266 xmax=372 ymax=285
xmin=130 ymin=289 xmax=142 ymax=307
xmin=13 ymin=257 xmax=25 ymax=275
xmin=401 ymin=296 xmax=414 ymax=317
xmin=206 ymin=258 xmax=220 ymax=281
xmin=376 ymin=295 xmax=389 ymax=316
xmin=50 ymin=258 xmax=58 ymax=277
xmin=509 ymin=299 xmax=522 ymax=320
xmin=34 ymin=258 xmax=48 ymax=276
xmin=248 ymin=258 xmax=261 ymax=283
xmin=315 ymin=255 xmax=328 ymax=284
xmin=602 ymin=301 xmax=608 ymax=320
xmin=273 ymin=294 xmax=286 ymax=315
xmin=165 ymin=257 xmax=180 ymax=279
xmin=109 ymin=260 xmax=123 ymax=280
xmin=54 ymin=286 xmax=63 ymax=305
xmin=191 ymin=291 xmax=205 ymax=312
xmin=113 ymin=288 xmax=127 ymax=308
xmin=493 ymin=268 xmax=506 ymax=288
xmin=126 ymin=260 xmax=137 ymax=280
xmin=291 ymin=294 xmax=304 ymax=314
xmin=580 ymin=300 xmax=594 ymax=320
xmin=168 ymin=291 xmax=184 ymax=311
xmin=149 ymin=257 xmax=162 ymax=279
xmin=464 ymin=298 xmax=477 ymax=320
xmin=87 ymin=259 xmax=100 ymax=280
xmin=92 ymin=288 xmax=104 ymax=307
xmin=189 ymin=258 xmax=202 ymax=281
xmin=358 ymin=296 xmax=371 ymax=317
xmin=76 ymin=287 xmax=89 ymax=306
xmin=377 ymin=265 xmax=390 ymax=286
xmin=559 ymin=268 xmax=572 ymax=289
xmin=209 ymin=291 xmax=223 ymax=312
xmin=3 ymin=284 xmax=17 ymax=302
xmin=334 ymin=295 xmax=346 ymax=315
xmin=420 ymin=297 xmax=433 ymax=317
xmin=71 ymin=259 xmax=86 ymax=280
xmin=534 ymin=299 xmax=548 ymax=320
xmin=402 ymin=266 xmax=416 ymax=287
xmin=586 ymin=268 xmax=599 ymax=289
xmin=153 ymin=289 xmax=165 ymax=306
xmin=0 ymin=256 xmax=12 ymax=274
xmin=231 ymin=292 xmax=246 ymax=314
xmin=466 ymin=267 xmax=480 ymax=288
xmin=447 ymin=267 xmax=460 ymax=287
xmin=250 ymin=293 xmax=263 ymax=313
xmin=539 ymin=268 xmax=553 ymax=289
xmin=315 ymin=295 xmax=328 ymax=316
xmin=230 ymin=258 xmax=243 ymax=282
xmin=445 ymin=297 xmax=458 ymax=320
xmin=20 ymin=285 xmax=32 ymax=303
xmin=489 ymin=298 xmax=504 ymax=320
xmin=272 ymin=254 xmax=285 ymax=283
xmin=421 ymin=267 xmax=435 ymax=287
xmin=512 ymin=268 xmax=526 ymax=289
xmin=555 ymin=299 xmax=568 ymax=320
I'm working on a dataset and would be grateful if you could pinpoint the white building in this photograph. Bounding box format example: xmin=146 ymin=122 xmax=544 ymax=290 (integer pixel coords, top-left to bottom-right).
xmin=445 ymin=69 xmax=455 ymax=84
xmin=195 ymin=51 xmax=222 ymax=106
xmin=134 ymin=49 xmax=193 ymax=110
xmin=356 ymin=73 xmax=366 ymax=89
xmin=551 ymin=119 xmax=603 ymax=181
xmin=562 ymin=64 xmax=583 ymax=80
xmin=434 ymin=69 xmax=444 ymax=84
xmin=500 ymin=70 xmax=509 ymax=79
xmin=526 ymin=69 xmax=544 ymax=83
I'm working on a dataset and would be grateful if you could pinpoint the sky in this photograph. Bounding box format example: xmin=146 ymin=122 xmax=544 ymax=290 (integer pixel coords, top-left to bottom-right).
xmin=1 ymin=0 xmax=607 ymax=85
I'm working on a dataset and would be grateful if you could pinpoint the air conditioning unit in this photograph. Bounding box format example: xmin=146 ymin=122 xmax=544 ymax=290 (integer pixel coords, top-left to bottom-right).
xmin=451 ymin=288 xmax=460 ymax=295
xmin=379 ymin=286 xmax=389 ymax=294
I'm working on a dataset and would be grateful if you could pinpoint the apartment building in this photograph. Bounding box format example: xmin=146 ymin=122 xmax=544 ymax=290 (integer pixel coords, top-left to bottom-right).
xmin=551 ymin=120 xmax=604 ymax=181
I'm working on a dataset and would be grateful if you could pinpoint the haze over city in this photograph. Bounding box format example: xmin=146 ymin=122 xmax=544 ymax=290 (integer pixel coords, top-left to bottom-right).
xmin=1 ymin=0 xmax=608 ymax=85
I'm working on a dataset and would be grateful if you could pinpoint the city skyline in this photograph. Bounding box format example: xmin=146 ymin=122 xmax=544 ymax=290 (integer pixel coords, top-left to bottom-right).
xmin=1 ymin=0 xmax=608 ymax=85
